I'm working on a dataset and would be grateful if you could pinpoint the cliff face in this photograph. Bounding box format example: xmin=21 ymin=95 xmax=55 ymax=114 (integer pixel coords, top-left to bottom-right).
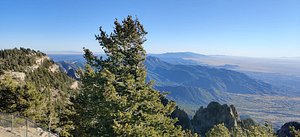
xmin=171 ymin=107 xmax=193 ymax=131
xmin=191 ymin=101 xmax=240 ymax=135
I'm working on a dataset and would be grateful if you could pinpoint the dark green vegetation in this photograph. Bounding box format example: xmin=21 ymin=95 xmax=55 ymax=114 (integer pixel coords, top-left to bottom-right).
xmin=0 ymin=48 xmax=76 ymax=136
xmin=0 ymin=48 xmax=45 ymax=73
xmin=0 ymin=76 xmax=44 ymax=119
xmin=72 ymin=16 xmax=193 ymax=136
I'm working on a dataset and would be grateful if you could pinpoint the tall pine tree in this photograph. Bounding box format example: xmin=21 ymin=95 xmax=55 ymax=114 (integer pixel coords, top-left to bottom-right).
xmin=73 ymin=16 xmax=187 ymax=136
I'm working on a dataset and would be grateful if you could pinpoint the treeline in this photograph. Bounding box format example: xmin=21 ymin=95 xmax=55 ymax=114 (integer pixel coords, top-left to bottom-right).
xmin=0 ymin=48 xmax=74 ymax=92
xmin=0 ymin=47 xmax=45 ymax=72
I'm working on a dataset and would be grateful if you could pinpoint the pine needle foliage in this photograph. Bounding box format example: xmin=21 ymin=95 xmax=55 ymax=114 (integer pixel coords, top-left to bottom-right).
xmin=73 ymin=16 xmax=186 ymax=136
xmin=206 ymin=123 xmax=230 ymax=137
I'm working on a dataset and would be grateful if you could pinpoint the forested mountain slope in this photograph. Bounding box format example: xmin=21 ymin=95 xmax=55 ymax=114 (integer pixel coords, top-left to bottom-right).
xmin=0 ymin=48 xmax=77 ymax=136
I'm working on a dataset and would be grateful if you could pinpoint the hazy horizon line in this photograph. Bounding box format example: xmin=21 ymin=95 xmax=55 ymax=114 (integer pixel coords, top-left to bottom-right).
xmin=44 ymin=50 xmax=300 ymax=59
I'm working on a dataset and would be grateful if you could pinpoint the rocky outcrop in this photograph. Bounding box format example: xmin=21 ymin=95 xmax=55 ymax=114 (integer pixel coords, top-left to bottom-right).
xmin=49 ymin=64 xmax=60 ymax=73
xmin=0 ymin=71 xmax=26 ymax=81
xmin=35 ymin=56 xmax=49 ymax=65
xmin=277 ymin=122 xmax=300 ymax=137
xmin=191 ymin=102 xmax=240 ymax=135
xmin=1 ymin=56 xmax=58 ymax=81
xmin=70 ymin=81 xmax=79 ymax=90
xmin=171 ymin=107 xmax=193 ymax=131
xmin=28 ymin=56 xmax=49 ymax=71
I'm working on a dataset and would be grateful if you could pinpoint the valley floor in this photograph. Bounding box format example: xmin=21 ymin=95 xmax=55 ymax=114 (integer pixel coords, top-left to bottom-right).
xmin=226 ymin=93 xmax=300 ymax=128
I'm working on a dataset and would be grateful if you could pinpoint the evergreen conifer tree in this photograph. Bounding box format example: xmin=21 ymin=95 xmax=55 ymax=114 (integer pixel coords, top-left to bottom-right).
xmin=0 ymin=75 xmax=46 ymax=121
xmin=73 ymin=16 xmax=186 ymax=136
xmin=206 ymin=123 xmax=230 ymax=137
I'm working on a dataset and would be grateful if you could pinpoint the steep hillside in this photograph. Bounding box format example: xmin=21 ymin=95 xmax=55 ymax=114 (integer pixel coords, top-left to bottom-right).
xmin=0 ymin=48 xmax=76 ymax=136
xmin=0 ymin=48 xmax=77 ymax=93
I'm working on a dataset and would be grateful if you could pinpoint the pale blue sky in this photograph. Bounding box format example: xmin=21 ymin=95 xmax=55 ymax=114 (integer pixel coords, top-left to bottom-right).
xmin=0 ymin=0 xmax=299 ymax=57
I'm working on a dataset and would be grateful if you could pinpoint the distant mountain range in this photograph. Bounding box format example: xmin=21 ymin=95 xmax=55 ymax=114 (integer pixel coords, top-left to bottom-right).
xmin=146 ymin=56 xmax=274 ymax=95
xmin=145 ymin=56 xmax=275 ymax=109
xmin=49 ymin=52 xmax=300 ymax=127
xmin=148 ymin=52 xmax=207 ymax=65
xmin=149 ymin=52 xmax=300 ymax=96
xmin=149 ymin=52 xmax=206 ymax=59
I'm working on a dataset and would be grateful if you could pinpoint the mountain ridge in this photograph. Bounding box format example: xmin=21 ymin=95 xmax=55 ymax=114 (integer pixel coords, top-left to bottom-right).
xmin=0 ymin=48 xmax=77 ymax=135
xmin=48 ymin=53 xmax=300 ymax=127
